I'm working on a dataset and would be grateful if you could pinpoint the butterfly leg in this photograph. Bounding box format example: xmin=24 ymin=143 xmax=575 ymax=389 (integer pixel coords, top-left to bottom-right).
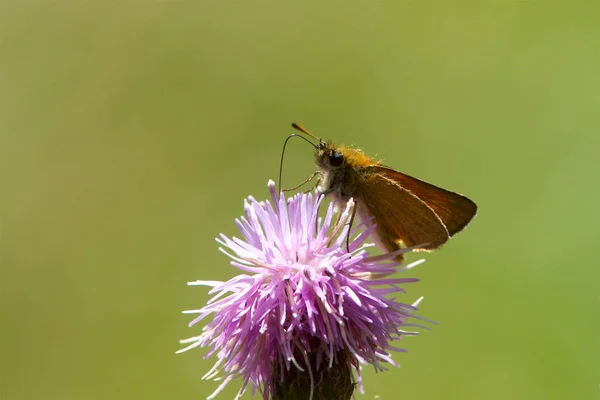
xmin=303 ymin=178 xmax=320 ymax=194
xmin=345 ymin=202 xmax=357 ymax=254
xmin=325 ymin=199 xmax=357 ymax=254
xmin=326 ymin=204 xmax=344 ymax=248
xmin=282 ymin=172 xmax=319 ymax=192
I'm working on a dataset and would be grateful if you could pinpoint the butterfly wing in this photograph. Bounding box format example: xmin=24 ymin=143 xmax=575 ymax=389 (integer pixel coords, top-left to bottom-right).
xmin=369 ymin=166 xmax=477 ymax=236
xmin=356 ymin=171 xmax=450 ymax=252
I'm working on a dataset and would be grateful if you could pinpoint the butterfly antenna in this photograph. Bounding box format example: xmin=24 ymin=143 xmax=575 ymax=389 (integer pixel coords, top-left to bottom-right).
xmin=291 ymin=122 xmax=322 ymax=142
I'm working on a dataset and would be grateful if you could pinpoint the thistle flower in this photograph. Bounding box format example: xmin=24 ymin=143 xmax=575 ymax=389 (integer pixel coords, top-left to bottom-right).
xmin=178 ymin=181 xmax=430 ymax=399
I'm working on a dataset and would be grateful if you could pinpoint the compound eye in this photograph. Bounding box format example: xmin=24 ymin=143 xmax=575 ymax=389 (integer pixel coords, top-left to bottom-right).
xmin=329 ymin=152 xmax=344 ymax=167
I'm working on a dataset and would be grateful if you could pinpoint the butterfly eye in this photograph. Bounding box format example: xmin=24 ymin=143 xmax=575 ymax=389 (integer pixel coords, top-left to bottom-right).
xmin=329 ymin=152 xmax=344 ymax=167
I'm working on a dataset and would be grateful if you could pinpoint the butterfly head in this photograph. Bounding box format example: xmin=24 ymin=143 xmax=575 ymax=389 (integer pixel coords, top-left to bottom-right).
xmin=316 ymin=141 xmax=346 ymax=171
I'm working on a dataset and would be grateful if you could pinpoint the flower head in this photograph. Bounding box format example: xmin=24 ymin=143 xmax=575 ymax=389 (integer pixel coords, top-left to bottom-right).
xmin=178 ymin=181 xmax=430 ymax=399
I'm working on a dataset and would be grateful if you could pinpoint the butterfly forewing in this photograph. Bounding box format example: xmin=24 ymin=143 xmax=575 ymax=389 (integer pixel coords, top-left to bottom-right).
xmin=369 ymin=166 xmax=477 ymax=236
xmin=356 ymin=172 xmax=450 ymax=252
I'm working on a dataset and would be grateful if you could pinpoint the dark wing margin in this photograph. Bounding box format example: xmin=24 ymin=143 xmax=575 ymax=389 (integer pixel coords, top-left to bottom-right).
xmin=369 ymin=166 xmax=477 ymax=236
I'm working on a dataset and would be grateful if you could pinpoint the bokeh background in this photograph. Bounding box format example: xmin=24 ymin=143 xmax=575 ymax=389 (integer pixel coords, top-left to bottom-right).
xmin=1 ymin=1 xmax=599 ymax=399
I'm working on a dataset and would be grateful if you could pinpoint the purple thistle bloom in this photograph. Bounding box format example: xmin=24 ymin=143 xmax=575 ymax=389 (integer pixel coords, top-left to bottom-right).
xmin=178 ymin=181 xmax=430 ymax=399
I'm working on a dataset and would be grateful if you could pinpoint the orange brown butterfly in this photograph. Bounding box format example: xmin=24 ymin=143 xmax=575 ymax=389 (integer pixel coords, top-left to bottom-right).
xmin=280 ymin=123 xmax=477 ymax=261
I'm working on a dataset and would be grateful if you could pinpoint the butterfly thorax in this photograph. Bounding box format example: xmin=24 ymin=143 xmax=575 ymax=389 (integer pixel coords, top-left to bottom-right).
xmin=315 ymin=142 xmax=379 ymax=203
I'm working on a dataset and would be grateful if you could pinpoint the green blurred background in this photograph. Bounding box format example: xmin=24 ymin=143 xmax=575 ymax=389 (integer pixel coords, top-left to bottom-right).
xmin=1 ymin=1 xmax=599 ymax=399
